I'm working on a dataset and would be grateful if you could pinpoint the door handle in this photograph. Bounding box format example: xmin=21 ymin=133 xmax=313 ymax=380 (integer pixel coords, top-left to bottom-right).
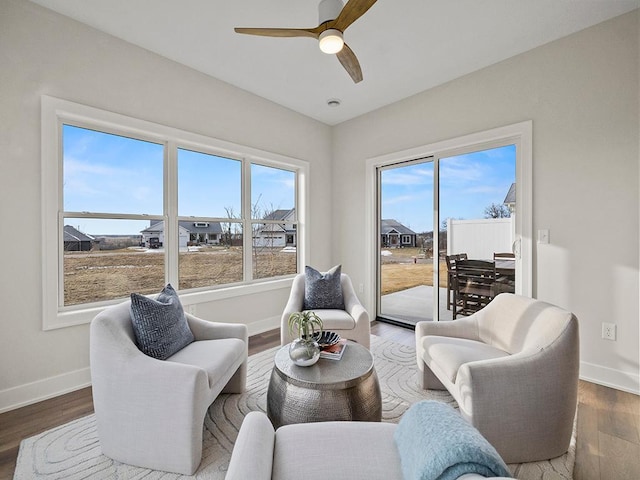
xmin=512 ymin=238 xmax=521 ymax=259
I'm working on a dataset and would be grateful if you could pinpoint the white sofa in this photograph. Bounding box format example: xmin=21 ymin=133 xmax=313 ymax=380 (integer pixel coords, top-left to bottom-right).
xmin=416 ymin=293 xmax=579 ymax=464
xmin=90 ymin=300 xmax=248 ymax=475
xmin=281 ymin=272 xmax=371 ymax=348
xmin=225 ymin=411 xmax=514 ymax=480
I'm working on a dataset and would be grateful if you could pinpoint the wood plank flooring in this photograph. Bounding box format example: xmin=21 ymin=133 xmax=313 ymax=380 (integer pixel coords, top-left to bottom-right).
xmin=1 ymin=321 xmax=638 ymax=480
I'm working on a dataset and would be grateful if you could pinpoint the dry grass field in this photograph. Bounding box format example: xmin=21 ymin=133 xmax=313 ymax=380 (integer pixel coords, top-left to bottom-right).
xmin=64 ymin=246 xmax=296 ymax=305
xmin=380 ymin=247 xmax=448 ymax=295
xmin=64 ymin=245 xmax=442 ymax=305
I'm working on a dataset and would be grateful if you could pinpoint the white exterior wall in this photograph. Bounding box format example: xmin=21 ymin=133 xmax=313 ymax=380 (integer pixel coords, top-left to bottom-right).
xmin=255 ymin=210 xmax=297 ymax=248
xmin=141 ymin=227 xmax=189 ymax=249
xmin=447 ymin=218 xmax=514 ymax=260
xmin=253 ymin=234 xmax=287 ymax=248
xmin=179 ymin=231 xmax=188 ymax=249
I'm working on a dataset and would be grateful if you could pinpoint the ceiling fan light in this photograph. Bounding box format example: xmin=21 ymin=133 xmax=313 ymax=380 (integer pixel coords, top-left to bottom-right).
xmin=319 ymin=29 xmax=344 ymax=54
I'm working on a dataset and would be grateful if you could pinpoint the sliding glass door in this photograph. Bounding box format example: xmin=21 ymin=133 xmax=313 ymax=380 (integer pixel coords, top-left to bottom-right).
xmin=379 ymin=158 xmax=436 ymax=325
xmin=377 ymin=144 xmax=518 ymax=326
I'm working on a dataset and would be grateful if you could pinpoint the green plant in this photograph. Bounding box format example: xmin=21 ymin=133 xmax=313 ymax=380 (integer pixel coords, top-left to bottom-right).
xmin=288 ymin=311 xmax=323 ymax=341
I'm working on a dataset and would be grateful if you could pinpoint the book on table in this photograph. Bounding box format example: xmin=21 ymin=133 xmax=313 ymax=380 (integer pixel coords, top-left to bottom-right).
xmin=320 ymin=338 xmax=347 ymax=360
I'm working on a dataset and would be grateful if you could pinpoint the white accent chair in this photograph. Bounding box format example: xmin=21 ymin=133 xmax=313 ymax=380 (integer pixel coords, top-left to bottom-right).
xmin=281 ymin=273 xmax=371 ymax=348
xmin=415 ymin=293 xmax=579 ymax=463
xmin=225 ymin=411 xmax=514 ymax=480
xmin=90 ymin=300 xmax=248 ymax=475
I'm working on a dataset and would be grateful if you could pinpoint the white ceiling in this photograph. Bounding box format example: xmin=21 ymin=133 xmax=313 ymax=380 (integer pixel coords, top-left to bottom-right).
xmin=29 ymin=0 xmax=639 ymax=125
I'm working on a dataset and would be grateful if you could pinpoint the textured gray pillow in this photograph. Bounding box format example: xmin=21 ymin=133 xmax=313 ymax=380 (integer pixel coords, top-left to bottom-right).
xmin=303 ymin=265 xmax=344 ymax=310
xmin=130 ymin=284 xmax=194 ymax=360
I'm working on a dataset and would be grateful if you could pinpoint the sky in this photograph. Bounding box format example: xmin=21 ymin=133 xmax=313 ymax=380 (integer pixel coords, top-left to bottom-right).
xmin=63 ymin=125 xmax=514 ymax=236
xmin=381 ymin=144 xmax=516 ymax=233
xmin=63 ymin=125 xmax=295 ymax=235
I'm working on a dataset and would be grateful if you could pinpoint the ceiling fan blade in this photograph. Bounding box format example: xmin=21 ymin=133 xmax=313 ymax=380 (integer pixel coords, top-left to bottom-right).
xmin=331 ymin=0 xmax=377 ymax=32
xmin=336 ymin=43 xmax=363 ymax=83
xmin=234 ymin=27 xmax=319 ymax=39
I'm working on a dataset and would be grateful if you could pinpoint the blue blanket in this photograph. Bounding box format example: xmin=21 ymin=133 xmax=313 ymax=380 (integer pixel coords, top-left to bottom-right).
xmin=393 ymin=401 xmax=512 ymax=480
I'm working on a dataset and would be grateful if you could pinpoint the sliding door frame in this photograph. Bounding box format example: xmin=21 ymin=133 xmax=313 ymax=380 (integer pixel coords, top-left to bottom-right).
xmin=377 ymin=156 xmax=435 ymax=325
xmin=365 ymin=121 xmax=533 ymax=322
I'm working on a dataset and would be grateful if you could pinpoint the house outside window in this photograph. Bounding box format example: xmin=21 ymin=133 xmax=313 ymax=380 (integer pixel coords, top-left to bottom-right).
xmin=380 ymin=219 xmax=416 ymax=248
xmin=42 ymin=96 xmax=307 ymax=329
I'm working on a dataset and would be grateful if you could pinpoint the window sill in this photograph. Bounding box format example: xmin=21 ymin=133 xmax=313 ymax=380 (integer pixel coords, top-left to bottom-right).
xmin=44 ymin=276 xmax=295 ymax=331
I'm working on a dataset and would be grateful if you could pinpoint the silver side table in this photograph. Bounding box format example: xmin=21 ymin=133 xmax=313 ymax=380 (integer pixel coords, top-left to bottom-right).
xmin=267 ymin=341 xmax=382 ymax=429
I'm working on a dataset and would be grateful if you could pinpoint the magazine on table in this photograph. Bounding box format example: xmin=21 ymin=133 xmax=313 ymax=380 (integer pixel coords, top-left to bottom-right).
xmin=320 ymin=338 xmax=347 ymax=360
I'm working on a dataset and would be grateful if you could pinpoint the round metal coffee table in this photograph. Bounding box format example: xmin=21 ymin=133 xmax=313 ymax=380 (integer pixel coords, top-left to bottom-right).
xmin=267 ymin=341 xmax=382 ymax=428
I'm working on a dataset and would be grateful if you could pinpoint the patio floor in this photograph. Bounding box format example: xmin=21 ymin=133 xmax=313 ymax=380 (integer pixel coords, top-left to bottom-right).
xmin=380 ymin=285 xmax=455 ymax=326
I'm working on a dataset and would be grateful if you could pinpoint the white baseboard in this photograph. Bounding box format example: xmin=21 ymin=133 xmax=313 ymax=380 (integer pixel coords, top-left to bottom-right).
xmin=580 ymin=361 xmax=640 ymax=395
xmin=0 ymin=367 xmax=91 ymax=414
xmin=246 ymin=315 xmax=281 ymax=337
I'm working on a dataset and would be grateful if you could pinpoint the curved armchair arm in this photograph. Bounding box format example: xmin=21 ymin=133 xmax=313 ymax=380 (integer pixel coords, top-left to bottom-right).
xmin=415 ymin=316 xmax=480 ymax=373
xmin=341 ymin=274 xmax=366 ymax=320
xmin=185 ymin=313 xmax=248 ymax=394
xmin=226 ymin=412 xmax=275 ymax=480
xmin=186 ymin=313 xmax=248 ymax=343
xmin=281 ymin=274 xmax=305 ymax=344
xmin=415 ymin=316 xmax=480 ymax=339
xmin=341 ymin=274 xmax=370 ymax=348
xmin=348 ymin=302 xmax=369 ymax=326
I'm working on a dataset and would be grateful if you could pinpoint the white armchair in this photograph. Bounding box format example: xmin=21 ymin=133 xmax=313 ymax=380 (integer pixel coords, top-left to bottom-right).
xmin=415 ymin=293 xmax=579 ymax=463
xmin=90 ymin=300 xmax=248 ymax=475
xmin=281 ymin=273 xmax=371 ymax=348
xmin=226 ymin=411 xmax=515 ymax=480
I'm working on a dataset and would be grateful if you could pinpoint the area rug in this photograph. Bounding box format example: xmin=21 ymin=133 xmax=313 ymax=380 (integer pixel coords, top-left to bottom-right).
xmin=15 ymin=336 xmax=575 ymax=479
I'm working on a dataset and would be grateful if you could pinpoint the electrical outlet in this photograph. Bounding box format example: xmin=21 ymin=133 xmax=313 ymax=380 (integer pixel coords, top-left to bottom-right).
xmin=602 ymin=322 xmax=616 ymax=341
xmin=358 ymin=283 xmax=364 ymax=294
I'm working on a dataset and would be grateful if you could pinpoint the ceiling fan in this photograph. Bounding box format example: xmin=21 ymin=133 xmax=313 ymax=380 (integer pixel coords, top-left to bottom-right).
xmin=234 ymin=0 xmax=377 ymax=83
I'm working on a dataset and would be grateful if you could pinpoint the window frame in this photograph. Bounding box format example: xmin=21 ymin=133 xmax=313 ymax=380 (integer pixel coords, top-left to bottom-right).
xmin=42 ymin=96 xmax=308 ymax=330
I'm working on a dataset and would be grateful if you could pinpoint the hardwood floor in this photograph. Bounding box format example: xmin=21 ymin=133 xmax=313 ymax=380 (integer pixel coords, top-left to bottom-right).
xmin=1 ymin=322 xmax=638 ymax=480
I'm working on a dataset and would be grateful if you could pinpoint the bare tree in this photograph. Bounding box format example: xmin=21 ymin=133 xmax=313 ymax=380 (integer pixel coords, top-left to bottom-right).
xmin=251 ymin=196 xmax=265 ymax=273
xmin=222 ymin=206 xmax=239 ymax=247
xmin=484 ymin=203 xmax=511 ymax=218
xmin=253 ymin=200 xmax=281 ymax=274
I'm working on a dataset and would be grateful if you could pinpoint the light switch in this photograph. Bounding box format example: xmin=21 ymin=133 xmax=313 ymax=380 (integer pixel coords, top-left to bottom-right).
xmin=537 ymin=229 xmax=550 ymax=244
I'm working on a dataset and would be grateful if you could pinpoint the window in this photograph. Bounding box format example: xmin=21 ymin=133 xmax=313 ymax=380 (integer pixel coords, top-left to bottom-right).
xmin=42 ymin=96 xmax=307 ymax=329
xmin=177 ymin=148 xmax=244 ymax=289
xmin=251 ymin=164 xmax=297 ymax=280
xmin=62 ymin=126 xmax=165 ymax=306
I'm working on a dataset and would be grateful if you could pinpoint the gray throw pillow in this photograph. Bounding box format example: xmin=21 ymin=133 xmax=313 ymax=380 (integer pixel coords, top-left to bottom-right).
xmin=303 ymin=265 xmax=344 ymax=310
xmin=130 ymin=284 xmax=195 ymax=360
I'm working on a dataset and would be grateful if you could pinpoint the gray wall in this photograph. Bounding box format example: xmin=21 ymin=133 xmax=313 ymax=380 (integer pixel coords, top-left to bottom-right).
xmin=0 ymin=0 xmax=332 ymax=411
xmin=332 ymin=12 xmax=639 ymax=393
